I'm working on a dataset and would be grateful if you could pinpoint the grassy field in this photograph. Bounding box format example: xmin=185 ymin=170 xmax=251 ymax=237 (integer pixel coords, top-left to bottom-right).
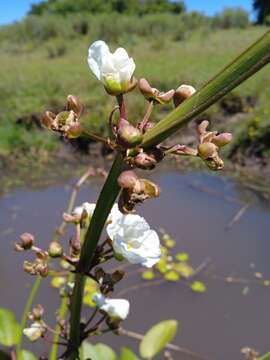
xmin=0 ymin=14 xmax=269 ymax=166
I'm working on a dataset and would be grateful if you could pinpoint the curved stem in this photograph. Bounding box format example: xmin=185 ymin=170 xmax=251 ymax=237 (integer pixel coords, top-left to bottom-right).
xmin=16 ymin=277 xmax=42 ymax=358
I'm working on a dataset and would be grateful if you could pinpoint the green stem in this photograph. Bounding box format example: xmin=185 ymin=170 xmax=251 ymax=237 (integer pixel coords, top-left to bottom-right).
xmin=142 ymin=29 xmax=270 ymax=148
xmin=16 ymin=277 xmax=42 ymax=358
xmin=67 ymin=153 xmax=123 ymax=359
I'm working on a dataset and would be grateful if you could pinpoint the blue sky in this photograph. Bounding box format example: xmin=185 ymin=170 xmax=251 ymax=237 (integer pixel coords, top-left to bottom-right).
xmin=0 ymin=0 xmax=253 ymax=26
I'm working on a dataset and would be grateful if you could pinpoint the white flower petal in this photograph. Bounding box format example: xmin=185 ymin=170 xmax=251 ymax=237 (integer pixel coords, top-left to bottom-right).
xmin=106 ymin=205 xmax=161 ymax=268
xmin=88 ymin=40 xmax=110 ymax=80
xmin=23 ymin=322 xmax=43 ymax=342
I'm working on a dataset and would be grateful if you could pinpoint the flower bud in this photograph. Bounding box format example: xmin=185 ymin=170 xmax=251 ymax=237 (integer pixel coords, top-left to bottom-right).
xmin=117 ymin=121 xmax=143 ymax=148
xmin=117 ymin=170 xmax=138 ymax=190
xmin=19 ymin=232 xmax=34 ymax=250
xmin=205 ymin=156 xmax=224 ymax=171
xmin=134 ymin=152 xmax=157 ymax=170
xmin=66 ymin=123 xmax=83 ymax=139
xmin=111 ymin=270 xmax=125 ymax=284
xmin=138 ymin=78 xmax=154 ymax=99
xmin=67 ymin=95 xmax=84 ymax=118
xmin=156 ymin=89 xmax=175 ymax=104
xmin=30 ymin=305 xmax=44 ymax=321
xmin=197 ymin=120 xmax=209 ymax=135
xmin=42 ymin=111 xmax=56 ymax=129
xmin=173 ymin=84 xmax=196 ymax=107
xmin=48 ymin=241 xmax=63 ymax=258
xmin=212 ymin=133 xmax=232 ymax=148
xmin=37 ymin=263 xmax=49 ymax=278
xmin=138 ymin=179 xmax=161 ymax=198
xmin=197 ymin=142 xmax=218 ymax=160
xmin=55 ymin=111 xmax=75 ymax=129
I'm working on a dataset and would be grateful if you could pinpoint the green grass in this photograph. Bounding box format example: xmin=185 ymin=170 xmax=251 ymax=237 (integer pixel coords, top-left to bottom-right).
xmin=0 ymin=14 xmax=269 ymax=162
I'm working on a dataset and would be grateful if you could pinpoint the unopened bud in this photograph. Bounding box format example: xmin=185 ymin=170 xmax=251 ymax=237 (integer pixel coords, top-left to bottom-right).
xmin=111 ymin=270 xmax=125 ymax=284
xmin=174 ymin=84 xmax=196 ymax=107
xmin=66 ymin=123 xmax=83 ymax=139
xmin=197 ymin=120 xmax=209 ymax=135
xmin=67 ymin=95 xmax=84 ymax=118
xmin=117 ymin=170 xmax=138 ymax=190
xmin=197 ymin=142 xmax=218 ymax=160
xmin=48 ymin=241 xmax=63 ymax=258
xmin=37 ymin=263 xmax=49 ymax=277
xmin=31 ymin=304 xmax=44 ymax=321
xmin=117 ymin=121 xmax=143 ymax=148
xmin=205 ymin=156 xmax=224 ymax=171
xmin=42 ymin=111 xmax=56 ymax=128
xmin=19 ymin=232 xmax=34 ymax=250
xmin=156 ymin=89 xmax=175 ymax=104
xmin=138 ymin=78 xmax=154 ymax=99
xmin=134 ymin=152 xmax=157 ymax=170
xmin=212 ymin=133 xmax=232 ymax=148
xmin=138 ymin=179 xmax=161 ymax=198
xmin=70 ymin=237 xmax=81 ymax=257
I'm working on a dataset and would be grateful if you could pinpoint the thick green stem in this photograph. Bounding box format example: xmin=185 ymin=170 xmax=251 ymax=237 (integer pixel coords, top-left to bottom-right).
xmin=67 ymin=153 xmax=123 ymax=359
xmin=142 ymin=29 xmax=270 ymax=148
xmin=16 ymin=277 xmax=42 ymax=358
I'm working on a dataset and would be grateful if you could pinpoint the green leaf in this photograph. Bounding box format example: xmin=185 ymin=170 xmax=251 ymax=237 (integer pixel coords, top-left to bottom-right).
xmin=175 ymin=252 xmax=189 ymax=262
xmin=19 ymin=350 xmax=37 ymax=360
xmin=164 ymin=270 xmax=180 ymax=281
xmin=0 ymin=308 xmax=20 ymax=346
xmin=119 ymin=347 xmax=139 ymax=360
xmin=139 ymin=320 xmax=178 ymax=358
xmin=190 ymin=281 xmax=207 ymax=293
xmin=80 ymin=341 xmax=117 ymax=360
xmin=258 ymin=352 xmax=270 ymax=360
xmin=142 ymin=270 xmax=155 ymax=280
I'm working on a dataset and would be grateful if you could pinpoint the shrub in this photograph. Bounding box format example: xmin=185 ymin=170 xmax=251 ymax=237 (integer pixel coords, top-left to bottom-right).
xmin=212 ymin=7 xmax=250 ymax=29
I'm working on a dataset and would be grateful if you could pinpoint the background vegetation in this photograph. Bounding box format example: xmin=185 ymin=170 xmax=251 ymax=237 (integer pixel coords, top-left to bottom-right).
xmin=0 ymin=0 xmax=269 ymax=173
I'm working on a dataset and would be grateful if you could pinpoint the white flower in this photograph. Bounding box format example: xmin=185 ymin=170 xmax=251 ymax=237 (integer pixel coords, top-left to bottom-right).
xmin=107 ymin=205 xmax=161 ymax=268
xmin=93 ymin=293 xmax=130 ymax=320
xmin=72 ymin=202 xmax=96 ymax=218
xmin=88 ymin=40 xmax=136 ymax=95
xmin=23 ymin=322 xmax=44 ymax=342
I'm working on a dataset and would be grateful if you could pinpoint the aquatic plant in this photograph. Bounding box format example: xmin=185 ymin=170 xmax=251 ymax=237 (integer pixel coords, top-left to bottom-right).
xmin=1 ymin=30 xmax=270 ymax=360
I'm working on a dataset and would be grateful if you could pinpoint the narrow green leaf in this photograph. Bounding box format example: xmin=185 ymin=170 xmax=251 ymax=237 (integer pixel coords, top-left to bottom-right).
xmin=0 ymin=308 xmax=20 ymax=346
xmin=119 ymin=347 xmax=140 ymax=360
xmin=139 ymin=320 xmax=178 ymax=358
xmin=259 ymin=352 xmax=270 ymax=360
xmin=80 ymin=342 xmax=117 ymax=360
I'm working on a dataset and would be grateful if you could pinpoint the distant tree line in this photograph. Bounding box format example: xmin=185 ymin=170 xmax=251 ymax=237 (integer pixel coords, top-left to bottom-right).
xmin=253 ymin=0 xmax=270 ymax=24
xmin=29 ymin=0 xmax=186 ymax=16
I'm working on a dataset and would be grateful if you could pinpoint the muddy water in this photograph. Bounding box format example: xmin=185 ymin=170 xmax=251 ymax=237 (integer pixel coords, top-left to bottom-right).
xmin=1 ymin=169 xmax=270 ymax=360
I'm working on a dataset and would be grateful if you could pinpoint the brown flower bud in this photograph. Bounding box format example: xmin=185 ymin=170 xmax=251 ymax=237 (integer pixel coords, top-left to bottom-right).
xmin=197 ymin=120 xmax=209 ymax=136
xmin=197 ymin=142 xmax=218 ymax=160
xmin=111 ymin=270 xmax=125 ymax=284
xmin=19 ymin=232 xmax=34 ymax=250
xmin=156 ymin=89 xmax=175 ymax=104
xmin=138 ymin=78 xmax=154 ymax=99
xmin=134 ymin=152 xmax=157 ymax=170
xmin=48 ymin=241 xmax=63 ymax=258
xmin=37 ymin=263 xmax=49 ymax=277
xmin=174 ymin=84 xmax=196 ymax=107
xmin=42 ymin=111 xmax=56 ymax=129
xmin=66 ymin=123 xmax=83 ymax=139
xmin=205 ymin=156 xmax=224 ymax=171
xmin=117 ymin=121 xmax=143 ymax=148
xmin=117 ymin=170 xmax=138 ymax=190
xmin=212 ymin=133 xmax=232 ymax=148
xmin=31 ymin=304 xmax=44 ymax=321
xmin=67 ymin=95 xmax=84 ymax=118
